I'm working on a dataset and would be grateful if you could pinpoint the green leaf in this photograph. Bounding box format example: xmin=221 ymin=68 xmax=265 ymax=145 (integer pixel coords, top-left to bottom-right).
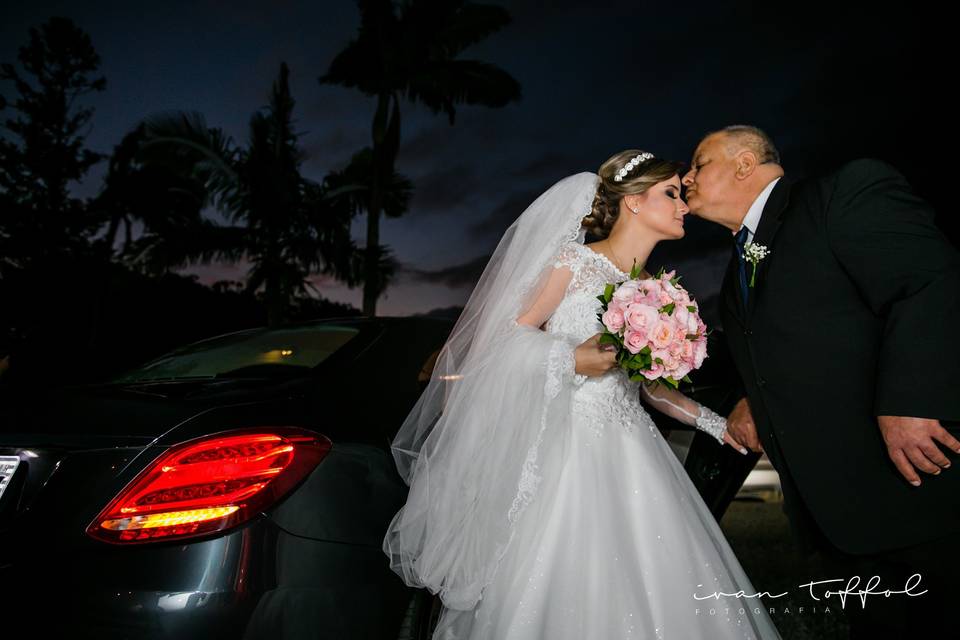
xmin=640 ymin=345 xmax=651 ymax=355
xmin=603 ymin=283 xmax=614 ymax=303
xmin=598 ymin=333 xmax=619 ymax=346
xmin=686 ymin=305 xmax=697 ymax=312
xmin=682 ymin=375 xmax=693 ymax=383
xmin=659 ymin=302 xmax=676 ymax=315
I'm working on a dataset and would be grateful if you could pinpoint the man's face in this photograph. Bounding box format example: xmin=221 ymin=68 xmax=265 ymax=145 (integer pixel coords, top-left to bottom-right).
xmin=681 ymin=134 xmax=735 ymax=222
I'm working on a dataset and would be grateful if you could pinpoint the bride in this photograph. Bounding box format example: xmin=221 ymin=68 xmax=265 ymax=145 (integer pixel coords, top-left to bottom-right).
xmin=383 ymin=150 xmax=782 ymax=639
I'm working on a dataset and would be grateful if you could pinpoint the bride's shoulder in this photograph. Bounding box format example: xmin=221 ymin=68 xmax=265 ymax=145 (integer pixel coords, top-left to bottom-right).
xmin=552 ymin=241 xmax=586 ymax=271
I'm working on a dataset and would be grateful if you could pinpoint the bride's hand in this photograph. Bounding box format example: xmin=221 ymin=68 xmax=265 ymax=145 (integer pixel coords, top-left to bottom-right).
xmin=574 ymin=333 xmax=617 ymax=377
xmin=721 ymin=429 xmax=751 ymax=455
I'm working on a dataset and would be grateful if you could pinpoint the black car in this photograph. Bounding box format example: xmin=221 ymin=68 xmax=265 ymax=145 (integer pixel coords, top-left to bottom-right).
xmin=0 ymin=316 xmax=452 ymax=639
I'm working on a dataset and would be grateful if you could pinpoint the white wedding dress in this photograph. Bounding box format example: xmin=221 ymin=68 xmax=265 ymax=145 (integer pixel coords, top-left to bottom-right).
xmin=429 ymin=241 xmax=782 ymax=639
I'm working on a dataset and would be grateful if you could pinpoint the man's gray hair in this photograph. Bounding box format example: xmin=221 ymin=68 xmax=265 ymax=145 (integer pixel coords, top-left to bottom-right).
xmin=707 ymin=124 xmax=781 ymax=165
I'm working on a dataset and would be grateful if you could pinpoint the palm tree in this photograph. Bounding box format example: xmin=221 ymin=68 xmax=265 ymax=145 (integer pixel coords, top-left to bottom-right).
xmin=135 ymin=62 xmax=359 ymax=327
xmin=90 ymin=124 xmax=208 ymax=261
xmin=320 ymin=0 xmax=521 ymax=315
xmin=83 ymin=124 xmax=211 ymax=349
xmin=324 ymin=146 xmax=413 ymax=305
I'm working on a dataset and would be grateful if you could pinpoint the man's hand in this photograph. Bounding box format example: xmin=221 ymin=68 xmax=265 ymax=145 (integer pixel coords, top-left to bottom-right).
xmin=878 ymin=415 xmax=960 ymax=487
xmin=727 ymin=396 xmax=763 ymax=453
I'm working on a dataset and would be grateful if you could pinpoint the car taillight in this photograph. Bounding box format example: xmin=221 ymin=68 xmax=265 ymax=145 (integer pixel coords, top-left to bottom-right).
xmin=86 ymin=427 xmax=331 ymax=544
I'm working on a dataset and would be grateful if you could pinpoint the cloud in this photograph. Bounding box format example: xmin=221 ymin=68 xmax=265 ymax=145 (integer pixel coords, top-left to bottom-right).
xmin=405 ymin=162 xmax=480 ymax=217
xmin=401 ymin=254 xmax=491 ymax=289
xmin=510 ymin=152 xmax=579 ymax=182
xmin=467 ymin=188 xmax=542 ymax=241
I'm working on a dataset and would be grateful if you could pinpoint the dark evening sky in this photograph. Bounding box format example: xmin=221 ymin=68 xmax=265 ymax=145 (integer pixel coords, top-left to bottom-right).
xmin=2 ymin=1 xmax=949 ymax=317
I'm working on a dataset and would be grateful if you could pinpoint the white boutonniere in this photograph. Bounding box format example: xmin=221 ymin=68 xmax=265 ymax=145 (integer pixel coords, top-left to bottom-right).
xmin=743 ymin=242 xmax=770 ymax=287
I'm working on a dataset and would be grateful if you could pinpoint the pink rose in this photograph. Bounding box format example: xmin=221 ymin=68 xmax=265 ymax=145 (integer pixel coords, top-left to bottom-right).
xmin=653 ymin=348 xmax=679 ymax=373
xmin=650 ymin=320 xmax=673 ymax=350
xmin=641 ymin=360 xmax=664 ymax=380
xmin=668 ymin=339 xmax=684 ymax=358
xmin=673 ymin=361 xmax=693 ymax=381
xmin=602 ymin=307 xmax=625 ymax=333
xmin=693 ymin=340 xmax=708 ymax=368
xmin=624 ymin=329 xmax=648 ymax=354
xmin=612 ymin=280 xmax=640 ymax=303
xmin=663 ymin=279 xmax=686 ymax=302
xmin=624 ymin=303 xmax=659 ymax=332
xmin=636 ymin=288 xmax=660 ymax=307
xmin=671 ymin=318 xmax=689 ymax=343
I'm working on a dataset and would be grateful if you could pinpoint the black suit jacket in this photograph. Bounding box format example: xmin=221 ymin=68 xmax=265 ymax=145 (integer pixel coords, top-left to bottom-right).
xmin=720 ymin=158 xmax=960 ymax=555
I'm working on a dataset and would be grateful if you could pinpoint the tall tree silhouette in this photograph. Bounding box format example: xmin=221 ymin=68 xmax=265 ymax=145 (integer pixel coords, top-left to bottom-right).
xmin=81 ymin=125 xmax=211 ymax=349
xmin=0 ymin=16 xmax=106 ymax=274
xmin=324 ymin=146 xmax=413 ymax=306
xmin=136 ymin=63 xmax=359 ymax=327
xmin=320 ymin=0 xmax=521 ymax=315
xmin=90 ymin=124 xmax=208 ymax=261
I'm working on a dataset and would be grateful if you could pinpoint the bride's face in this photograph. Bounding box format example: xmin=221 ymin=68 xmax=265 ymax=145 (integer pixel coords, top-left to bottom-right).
xmin=623 ymin=175 xmax=689 ymax=240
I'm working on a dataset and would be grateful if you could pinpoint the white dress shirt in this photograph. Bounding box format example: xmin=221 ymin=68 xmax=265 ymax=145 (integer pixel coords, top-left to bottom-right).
xmin=736 ymin=176 xmax=782 ymax=243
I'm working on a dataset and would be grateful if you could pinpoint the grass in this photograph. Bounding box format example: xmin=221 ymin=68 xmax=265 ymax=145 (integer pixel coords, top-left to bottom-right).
xmin=720 ymin=500 xmax=851 ymax=639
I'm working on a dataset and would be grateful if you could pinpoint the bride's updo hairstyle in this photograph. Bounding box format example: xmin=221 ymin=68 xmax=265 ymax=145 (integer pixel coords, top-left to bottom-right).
xmin=582 ymin=149 xmax=686 ymax=239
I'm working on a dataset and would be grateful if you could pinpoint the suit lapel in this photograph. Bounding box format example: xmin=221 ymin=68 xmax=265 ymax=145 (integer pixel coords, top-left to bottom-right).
xmin=745 ymin=176 xmax=793 ymax=317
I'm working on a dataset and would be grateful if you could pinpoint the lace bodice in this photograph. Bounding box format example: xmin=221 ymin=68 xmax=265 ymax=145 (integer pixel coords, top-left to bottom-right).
xmin=543 ymin=242 xmax=652 ymax=431
xmin=544 ymin=241 xmax=631 ymax=343
xmin=540 ymin=241 xmax=728 ymax=445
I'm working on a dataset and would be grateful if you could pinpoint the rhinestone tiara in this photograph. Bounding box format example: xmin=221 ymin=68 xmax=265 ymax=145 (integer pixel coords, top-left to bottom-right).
xmin=613 ymin=152 xmax=655 ymax=182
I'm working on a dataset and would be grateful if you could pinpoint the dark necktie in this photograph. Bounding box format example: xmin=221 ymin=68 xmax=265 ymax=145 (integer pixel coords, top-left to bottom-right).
xmin=734 ymin=226 xmax=750 ymax=308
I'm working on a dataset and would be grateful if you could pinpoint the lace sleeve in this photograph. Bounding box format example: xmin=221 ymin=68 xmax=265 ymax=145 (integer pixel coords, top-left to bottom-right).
xmin=551 ymin=242 xmax=582 ymax=275
xmin=546 ymin=334 xmax=588 ymax=392
xmin=517 ymin=245 xmax=587 ymax=387
xmin=638 ymin=382 xmax=731 ymax=447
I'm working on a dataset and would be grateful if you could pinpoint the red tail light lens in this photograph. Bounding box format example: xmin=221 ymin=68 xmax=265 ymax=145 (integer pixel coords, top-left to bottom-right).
xmin=86 ymin=427 xmax=331 ymax=544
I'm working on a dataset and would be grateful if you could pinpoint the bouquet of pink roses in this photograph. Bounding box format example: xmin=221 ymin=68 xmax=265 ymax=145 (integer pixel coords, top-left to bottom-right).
xmin=596 ymin=265 xmax=709 ymax=388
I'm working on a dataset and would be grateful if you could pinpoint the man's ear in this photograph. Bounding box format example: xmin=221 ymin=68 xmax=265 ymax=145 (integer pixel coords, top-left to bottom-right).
xmin=735 ymin=151 xmax=759 ymax=180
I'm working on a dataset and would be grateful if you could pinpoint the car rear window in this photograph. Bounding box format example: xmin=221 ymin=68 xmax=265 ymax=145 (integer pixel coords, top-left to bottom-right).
xmin=110 ymin=325 xmax=360 ymax=382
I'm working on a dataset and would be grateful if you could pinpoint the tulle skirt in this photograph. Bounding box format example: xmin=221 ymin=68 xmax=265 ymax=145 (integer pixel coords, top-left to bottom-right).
xmin=431 ymin=391 xmax=782 ymax=639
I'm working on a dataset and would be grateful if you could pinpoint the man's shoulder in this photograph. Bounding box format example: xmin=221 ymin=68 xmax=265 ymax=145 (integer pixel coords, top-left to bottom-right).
xmin=787 ymin=157 xmax=910 ymax=214
xmin=824 ymin=157 xmax=906 ymax=187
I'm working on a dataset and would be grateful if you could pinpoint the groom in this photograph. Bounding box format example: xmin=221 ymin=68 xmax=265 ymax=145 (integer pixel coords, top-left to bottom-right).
xmin=682 ymin=125 xmax=960 ymax=638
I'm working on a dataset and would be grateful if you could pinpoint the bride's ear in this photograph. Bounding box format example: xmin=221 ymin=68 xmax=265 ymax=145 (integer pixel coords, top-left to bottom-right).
xmin=622 ymin=194 xmax=643 ymax=215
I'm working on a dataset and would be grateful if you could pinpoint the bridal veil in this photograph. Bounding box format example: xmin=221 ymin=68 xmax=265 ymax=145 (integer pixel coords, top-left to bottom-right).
xmin=383 ymin=172 xmax=600 ymax=610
